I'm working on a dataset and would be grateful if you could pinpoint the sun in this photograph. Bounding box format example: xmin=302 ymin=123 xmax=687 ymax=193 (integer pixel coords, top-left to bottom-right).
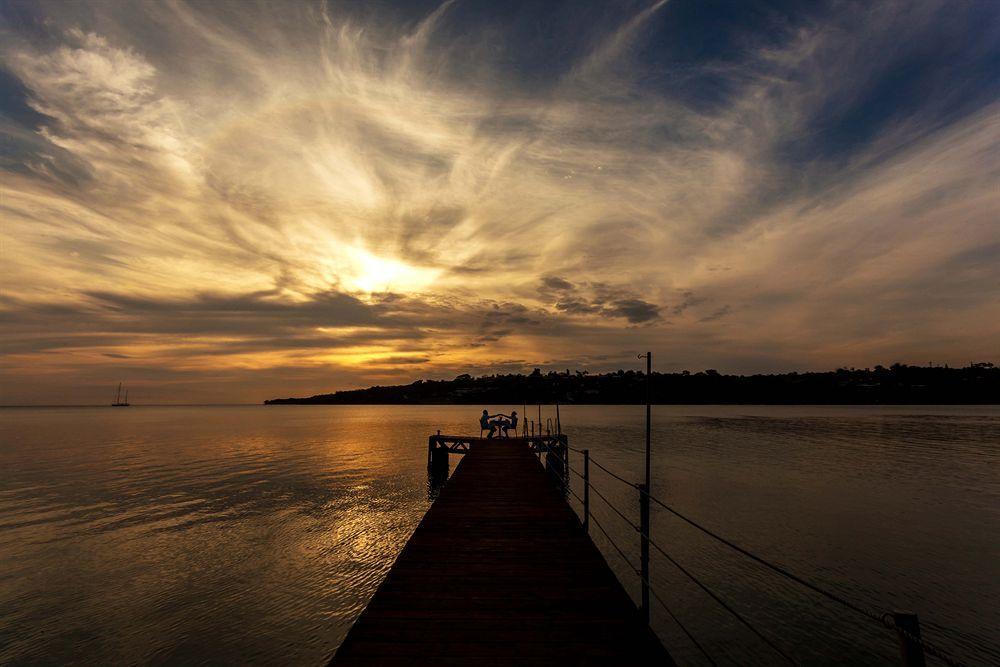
xmin=345 ymin=247 xmax=441 ymax=294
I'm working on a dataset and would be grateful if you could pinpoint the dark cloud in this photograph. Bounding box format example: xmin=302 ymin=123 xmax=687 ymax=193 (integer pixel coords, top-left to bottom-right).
xmin=1 ymin=288 xmax=572 ymax=357
xmin=555 ymin=299 xmax=602 ymax=316
xmin=603 ymin=298 xmax=660 ymax=324
xmin=541 ymin=276 xmax=574 ymax=291
xmin=671 ymin=291 xmax=701 ymax=315
xmin=699 ymin=305 xmax=732 ymax=323
xmin=374 ymin=356 xmax=431 ymax=365
xmin=547 ymin=281 xmax=661 ymax=324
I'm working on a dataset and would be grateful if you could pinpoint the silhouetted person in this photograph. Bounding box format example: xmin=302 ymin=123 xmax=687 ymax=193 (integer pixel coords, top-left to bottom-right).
xmin=480 ymin=409 xmax=496 ymax=438
xmin=499 ymin=411 xmax=518 ymax=438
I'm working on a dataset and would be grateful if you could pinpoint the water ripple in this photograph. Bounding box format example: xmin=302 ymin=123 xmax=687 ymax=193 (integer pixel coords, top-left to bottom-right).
xmin=0 ymin=404 xmax=997 ymax=665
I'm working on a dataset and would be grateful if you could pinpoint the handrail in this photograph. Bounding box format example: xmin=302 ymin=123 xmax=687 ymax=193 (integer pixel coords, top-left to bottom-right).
xmin=542 ymin=441 xmax=717 ymax=662
xmin=635 ymin=488 xmax=967 ymax=666
xmin=589 ymin=509 xmax=640 ymax=575
xmin=581 ymin=485 xmax=716 ymax=665
xmin=640 ymin=572 xmax=718 ymax=666
xmin=556 ymin=443 xmax=795 ymax=663
xmin=566 ymin=464 xmax=641 ymax=534
xmin=639 ymin=528 xmax=796 ymax=664
xmin=539 ymin=440 xmax=970 ymax=667
xmin=588 ymin=480 xmax=639 ymax=530
xmin=589 ymin=457 xmax=638 ymax=487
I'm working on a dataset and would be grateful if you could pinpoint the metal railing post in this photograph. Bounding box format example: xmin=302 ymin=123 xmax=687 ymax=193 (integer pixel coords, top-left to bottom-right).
xmin=560 ymin=437 xmax=567 ymax=482
xmin=639 ymin=483 xmax=650 ymax=625
xmin=562 ymin=437 xmax=568 ymax=479
xmin=583 ymin=449 xmax=590 ymax=534
xmin=893 ymin=612 xmax=926 ymax=667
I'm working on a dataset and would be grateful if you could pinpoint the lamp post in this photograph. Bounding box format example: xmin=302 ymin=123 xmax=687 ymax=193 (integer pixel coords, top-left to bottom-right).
xmin=638 ymin=351 xmax=651 ymax=623
xmin=644 ymin=352 xmax=651 ymax=489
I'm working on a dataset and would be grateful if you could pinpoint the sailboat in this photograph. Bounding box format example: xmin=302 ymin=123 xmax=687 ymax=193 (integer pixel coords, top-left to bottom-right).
xmin=112 ymin=382 xmax=130 ymax=407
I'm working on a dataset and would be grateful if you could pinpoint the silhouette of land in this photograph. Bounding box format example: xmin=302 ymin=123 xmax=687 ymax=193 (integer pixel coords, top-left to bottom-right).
xmin=266 ymin=362 xmax=998 ymax=405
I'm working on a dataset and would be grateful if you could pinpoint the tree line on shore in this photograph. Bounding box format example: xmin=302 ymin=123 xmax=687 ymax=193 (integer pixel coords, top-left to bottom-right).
xmin=265 ymin=362 xmax=998 ymax=405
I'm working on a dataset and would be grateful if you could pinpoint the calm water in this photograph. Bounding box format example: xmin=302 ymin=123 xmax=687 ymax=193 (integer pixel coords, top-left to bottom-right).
xmin=0 ymin=405 xmax=997 ymax=665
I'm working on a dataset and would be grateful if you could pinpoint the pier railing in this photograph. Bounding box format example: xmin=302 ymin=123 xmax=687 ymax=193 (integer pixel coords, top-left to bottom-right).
xmin=531 ymin=440 xmax=969 ymax=667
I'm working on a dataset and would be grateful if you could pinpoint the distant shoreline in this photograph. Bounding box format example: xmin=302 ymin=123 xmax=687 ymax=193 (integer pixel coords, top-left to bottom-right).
xmin=263 ymin=400 xmax=1000 ymax=406
xmin=0 ymin=403 xmax=260 ymax=408
xmin=4 ymin=402 xmax=1000 ymax=409
xmin=265 ymin=363 xmax=999 ymax=406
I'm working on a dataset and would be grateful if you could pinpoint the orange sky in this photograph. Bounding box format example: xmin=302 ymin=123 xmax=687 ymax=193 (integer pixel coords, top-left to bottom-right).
xmin=2 ymin=1 xmax=998 ymax=404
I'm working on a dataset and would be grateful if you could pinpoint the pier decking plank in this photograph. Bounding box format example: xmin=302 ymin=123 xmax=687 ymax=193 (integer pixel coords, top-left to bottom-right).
xmin=332 ymin=438 xmax=672 ymax=665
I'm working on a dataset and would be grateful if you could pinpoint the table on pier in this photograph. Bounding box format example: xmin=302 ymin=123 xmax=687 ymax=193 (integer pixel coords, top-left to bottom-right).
xmin=332 ymin=437 xmax=672 ymax=666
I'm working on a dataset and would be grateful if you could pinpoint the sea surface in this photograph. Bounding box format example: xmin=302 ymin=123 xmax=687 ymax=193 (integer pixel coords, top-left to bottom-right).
xmin=0 ymin=405 xmax=997 ymax=665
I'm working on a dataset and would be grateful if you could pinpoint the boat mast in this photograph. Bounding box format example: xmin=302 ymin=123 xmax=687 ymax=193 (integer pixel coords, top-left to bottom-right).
xmin=116 ymin=382 xmax=122 ymax=404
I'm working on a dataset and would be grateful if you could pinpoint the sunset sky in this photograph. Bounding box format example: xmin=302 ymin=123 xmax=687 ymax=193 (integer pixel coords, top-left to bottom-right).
xmin=1 ymin=0 xmax=998 ymax=404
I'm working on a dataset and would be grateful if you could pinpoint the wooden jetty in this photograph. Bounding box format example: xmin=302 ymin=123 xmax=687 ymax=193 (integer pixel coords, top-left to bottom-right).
xmin=332 ymin=436 xmax=672 ymax=665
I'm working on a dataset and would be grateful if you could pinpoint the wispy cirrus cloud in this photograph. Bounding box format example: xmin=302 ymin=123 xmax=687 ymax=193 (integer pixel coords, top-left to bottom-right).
xmin=0 ymin=0 xmax=997 ymax=403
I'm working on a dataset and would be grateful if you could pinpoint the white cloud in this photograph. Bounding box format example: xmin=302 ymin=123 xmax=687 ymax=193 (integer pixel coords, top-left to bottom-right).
xmin=0 ymin=0 xmax=996 ymax=402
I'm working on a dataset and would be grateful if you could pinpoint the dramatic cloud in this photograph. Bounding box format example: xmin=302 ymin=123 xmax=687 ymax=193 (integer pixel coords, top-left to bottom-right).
xmin=1 ymin=0 xmax=997 ymax=403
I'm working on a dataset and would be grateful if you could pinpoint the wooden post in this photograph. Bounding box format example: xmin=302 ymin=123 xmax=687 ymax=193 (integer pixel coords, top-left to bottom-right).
xmin=893 ymin=612 xmax=926 ymax=667
xmin=639 ymin=483 xmax=650 ymax=625
xmin=431 ymin=440 xmax=449 ymax=475
xmin=583 ymin=449 xmax=590 ymax=534
xmin=427 ymin=435 xmax=434 ymax=468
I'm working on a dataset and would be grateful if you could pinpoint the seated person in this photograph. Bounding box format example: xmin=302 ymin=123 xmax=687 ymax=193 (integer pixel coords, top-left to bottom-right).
xmin=480 ymin=409 xmax=499 ymax=438
xmin=500 ymin=411 xmax=518 ymax=437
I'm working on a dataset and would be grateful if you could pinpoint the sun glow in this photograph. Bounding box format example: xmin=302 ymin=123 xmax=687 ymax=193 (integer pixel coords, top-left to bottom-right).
xmin=2 ymin=1 xmax=998 ymax=406
xmin=344 ymin=247 xmax=441 ymax=294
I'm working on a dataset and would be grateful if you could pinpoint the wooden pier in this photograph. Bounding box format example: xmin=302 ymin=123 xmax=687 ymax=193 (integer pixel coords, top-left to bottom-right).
xmin=332 ymin=437 xmax=672 ymax=665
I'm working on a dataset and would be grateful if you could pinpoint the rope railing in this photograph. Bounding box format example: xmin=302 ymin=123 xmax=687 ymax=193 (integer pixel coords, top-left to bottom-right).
xmin=589 ymin=508 xmax=640 ymax=574
xmin=641 ymin=488 xmax=884 ymax=619
xmin=540 ymin=441 xmax=723 ymax=663
xmin=559 ymin=452 xmax=722 ymax=664
xmin=551 ymin=468 xmax=585 ymax=505
xmin=589 ymin=456 xmax=638 ymax=488
xmin=639 ymin=528 xmax=797 ymax=664
xmin=566 ymin=452 xmax=792 ymax=662
xmin=641 ymin=572 xmax=718 ymax=666
xmin=635 ymin=489 xmax=968 ymax=667
xmin=537 ymin=440 xmax=970 ymax=667
xmin=588 ymin=481 xmax=639 ymax=530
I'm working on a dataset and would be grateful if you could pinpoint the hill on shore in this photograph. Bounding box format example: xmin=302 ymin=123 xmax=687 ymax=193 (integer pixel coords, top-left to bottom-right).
xmin=265 ymin=362 xmax=999 ymax=405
